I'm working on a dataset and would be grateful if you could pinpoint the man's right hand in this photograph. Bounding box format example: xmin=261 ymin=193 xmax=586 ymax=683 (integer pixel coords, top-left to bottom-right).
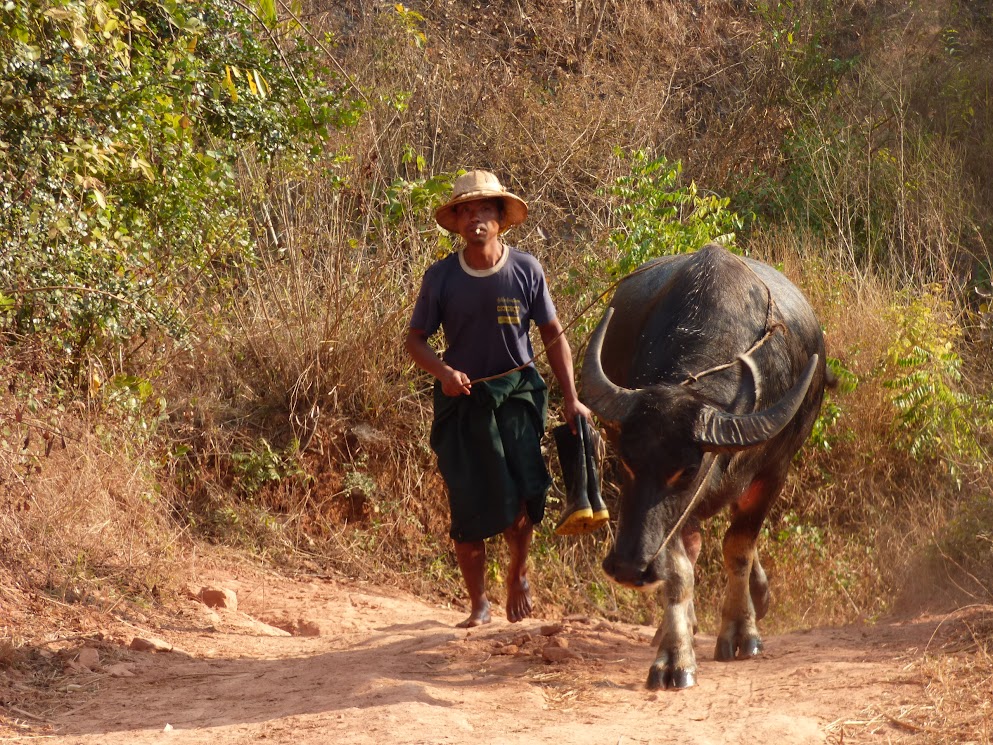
xmin=405 ymin=329 xmax=472 ymax=396
xmin=440 ymin=367 xmax=472 ymax=397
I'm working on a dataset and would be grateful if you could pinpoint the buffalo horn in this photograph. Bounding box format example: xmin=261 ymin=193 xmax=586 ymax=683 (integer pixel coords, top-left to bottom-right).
xmin=694 ymin=353 xmax=820 ymax=451
xmin=581 ymin=307 xmax=640 ymax=423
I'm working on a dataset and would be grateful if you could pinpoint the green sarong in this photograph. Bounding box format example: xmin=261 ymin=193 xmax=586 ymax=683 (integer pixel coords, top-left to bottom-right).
xmin=430 ymin=367 xmax=551 ymax=543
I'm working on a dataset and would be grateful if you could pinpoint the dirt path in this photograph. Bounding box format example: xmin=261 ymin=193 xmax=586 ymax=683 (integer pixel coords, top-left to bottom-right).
xmin=9 ymin=568 xmax=937 ymax=744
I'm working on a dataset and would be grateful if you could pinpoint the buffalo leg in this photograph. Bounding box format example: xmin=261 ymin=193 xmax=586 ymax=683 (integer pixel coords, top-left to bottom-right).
xmin=652 ymin=522 xmax=702 ymax=648
xmin=683 ymin=523 xmax=702 ymax=634
xmin=750 ymin=550 xmax=770 ymax=621
xmin=647 ymin=538 xmax=697 ymax=690
xmin=715 ymin=476 xmax=780 ymax=662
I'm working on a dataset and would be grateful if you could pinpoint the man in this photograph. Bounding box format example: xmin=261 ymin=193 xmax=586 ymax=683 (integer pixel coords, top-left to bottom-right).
xmin=405 ymin=169 xmax=592 ymax=628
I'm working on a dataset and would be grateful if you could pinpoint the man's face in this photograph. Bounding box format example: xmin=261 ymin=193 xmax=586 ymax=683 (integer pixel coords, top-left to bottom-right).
xmin=453 ymin=198 xmax=502 ymax=243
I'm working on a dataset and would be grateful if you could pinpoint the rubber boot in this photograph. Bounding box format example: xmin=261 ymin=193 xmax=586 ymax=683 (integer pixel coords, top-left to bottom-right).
xmin=552 ymin=421 xmax=593 ymax=535
xmin=580 ymin=416 xmax=610 ymax=529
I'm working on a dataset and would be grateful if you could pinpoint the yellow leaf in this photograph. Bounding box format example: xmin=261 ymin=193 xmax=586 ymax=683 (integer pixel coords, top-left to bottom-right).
xmin=247 ymin=71 xmax=258 ymax=97
xmin=43 ymin=8 xmax=77 ymax=21
xmin=259 ymin=0 xmax=277 ymax=26
xmin=92 ymin=188 xmax=106 ymax=209
xmin=254 ymin=70 xmax=270 ymax=97
xmin=131 ymin=156 xmax=155 ymax=181
xmin=224 ymin=66 xmax=238 ymax=102
xmin=72 ymin=25 xmax=88 ymax=49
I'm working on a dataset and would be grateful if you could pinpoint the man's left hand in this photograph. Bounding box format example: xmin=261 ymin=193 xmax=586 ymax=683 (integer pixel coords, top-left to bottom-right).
xmin=563 ymin=398 xmax=593 ymax=434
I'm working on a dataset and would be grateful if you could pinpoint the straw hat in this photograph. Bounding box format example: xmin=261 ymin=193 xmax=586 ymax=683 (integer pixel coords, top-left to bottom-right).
xmin=434 ymin=170 xmax=528 ymax=234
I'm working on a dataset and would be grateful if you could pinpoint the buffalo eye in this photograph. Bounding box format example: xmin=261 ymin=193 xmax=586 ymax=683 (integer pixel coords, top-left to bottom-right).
xmin=666 ymin=465 xmax=700 ymax=487
xmin=666 ymin=448 xmax=703 ymax=486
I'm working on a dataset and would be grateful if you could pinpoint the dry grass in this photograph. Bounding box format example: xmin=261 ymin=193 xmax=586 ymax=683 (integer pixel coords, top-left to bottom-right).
xmin=0 ymin=400 xmax=181 ymax=602
xmin=826 ymin=606 xmax=993 ymax=744
xmin=0 ymin=376 xmax=192 ymax=732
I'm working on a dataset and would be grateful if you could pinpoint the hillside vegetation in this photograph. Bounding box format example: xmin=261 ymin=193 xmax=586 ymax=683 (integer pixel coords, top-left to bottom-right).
xmin=2 ymin=0 xmax=992 ymax=696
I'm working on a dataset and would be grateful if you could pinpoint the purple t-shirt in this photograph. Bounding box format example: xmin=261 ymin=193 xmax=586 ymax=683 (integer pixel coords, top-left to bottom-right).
xmin=410 ymin=246 xmax=557 ymax=380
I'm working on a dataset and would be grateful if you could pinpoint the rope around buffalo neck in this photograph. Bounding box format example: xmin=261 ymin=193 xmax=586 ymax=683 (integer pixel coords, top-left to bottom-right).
xmin=679 ymin=256 xmax=785 ymax=389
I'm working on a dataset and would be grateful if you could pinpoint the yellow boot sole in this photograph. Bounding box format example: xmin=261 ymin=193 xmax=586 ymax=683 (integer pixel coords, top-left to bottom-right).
xmin=555 ymin=508 xmax=610 ymax=536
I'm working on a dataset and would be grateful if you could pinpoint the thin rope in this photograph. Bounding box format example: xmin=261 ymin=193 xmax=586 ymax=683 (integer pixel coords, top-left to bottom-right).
xmin=468 ymin=260 xmax=661 ymax=385
xmin=679 ymin=323 xmax=784 ymax=387
xmin=470 ymin=251 xmax=784 ymax=387
xmin=680 ymin=254 xmax=785 ymax=387
xmin=642 ymin=453 xmax=720 ymax=568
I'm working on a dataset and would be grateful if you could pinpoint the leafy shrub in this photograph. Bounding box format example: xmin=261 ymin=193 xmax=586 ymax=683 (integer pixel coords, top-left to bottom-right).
xmin=231 ymin=438 xmax=308 ymax=499
xmin=604 ymin=150 xmax=748 ymax=274
xmin=0 ymin=0 xmax=360 ymax=382
xmin=880 ymin=290 xmax=992 ymax=483
xmin=383 ymin=163 xmax=456 ymax=254
xmin=805 ymin=356 xmax=858 ymax=454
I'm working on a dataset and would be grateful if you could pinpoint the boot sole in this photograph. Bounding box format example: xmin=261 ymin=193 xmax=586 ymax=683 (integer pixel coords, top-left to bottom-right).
xmin=555 ymin=508 xmax=609 ymax=536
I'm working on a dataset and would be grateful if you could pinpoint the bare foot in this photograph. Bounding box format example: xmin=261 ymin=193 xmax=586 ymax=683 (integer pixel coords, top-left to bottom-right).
xmin=456 ymin=600 xmax=491 ymax=628
xmin=506 ymin=575 xmax=533 ymax=623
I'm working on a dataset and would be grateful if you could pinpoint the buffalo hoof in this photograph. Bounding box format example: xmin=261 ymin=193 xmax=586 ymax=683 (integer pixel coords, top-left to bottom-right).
xmin=714 ymin=635 xmax=763 ymax=661
xmin=737 ymin=636 xmax=763 ymax=659
xmin=646 ymin=663 xmax=696 ymax=690
xmin=715 ymin=637 xmax=735 ymax=662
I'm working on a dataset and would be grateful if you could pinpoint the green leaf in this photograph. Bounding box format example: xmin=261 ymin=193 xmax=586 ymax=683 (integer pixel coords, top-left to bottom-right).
xmin=258 ymin=0 xmax=277 ymax=26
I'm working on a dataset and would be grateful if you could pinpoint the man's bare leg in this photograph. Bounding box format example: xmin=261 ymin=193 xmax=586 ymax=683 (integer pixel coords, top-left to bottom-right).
xmin=504 ymin=507 xmax=534 ymax=623
xmin=453 ymin=540 xmax=491 ymax=628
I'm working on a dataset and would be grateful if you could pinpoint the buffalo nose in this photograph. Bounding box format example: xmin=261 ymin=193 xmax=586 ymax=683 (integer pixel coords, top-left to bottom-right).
xmin=602 ymin=553 xmax=651 ymax=588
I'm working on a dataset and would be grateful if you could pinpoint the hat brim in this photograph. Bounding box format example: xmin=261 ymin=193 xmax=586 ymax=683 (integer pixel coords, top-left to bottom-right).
xmin=435 ymin=190 xmax=528 ymax=234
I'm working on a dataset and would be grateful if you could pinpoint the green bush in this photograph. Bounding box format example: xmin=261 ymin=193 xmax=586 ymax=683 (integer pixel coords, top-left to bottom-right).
xmin=0 ymin=0 xmax=360 ymax=383
xmin=604 ymin=150 xmax=747 ymax=274
xmin=805 ymin=356 xmax=858 ymax=454
xmin=880 ymin=290 xmax=992 ymax=484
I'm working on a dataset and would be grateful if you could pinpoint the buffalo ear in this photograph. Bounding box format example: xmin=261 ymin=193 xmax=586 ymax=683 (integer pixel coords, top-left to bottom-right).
xmin=694 ymin=354 xmax=820 ymax=452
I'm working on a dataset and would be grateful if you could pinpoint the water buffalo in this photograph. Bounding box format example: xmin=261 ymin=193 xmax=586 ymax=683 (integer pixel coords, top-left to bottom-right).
xmin=582 ymin=243 xmax=827 ymax=690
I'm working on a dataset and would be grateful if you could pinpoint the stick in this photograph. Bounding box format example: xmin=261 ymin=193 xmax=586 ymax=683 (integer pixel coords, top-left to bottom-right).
xmin=1 ymin=705 xmax=52 ymax=724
